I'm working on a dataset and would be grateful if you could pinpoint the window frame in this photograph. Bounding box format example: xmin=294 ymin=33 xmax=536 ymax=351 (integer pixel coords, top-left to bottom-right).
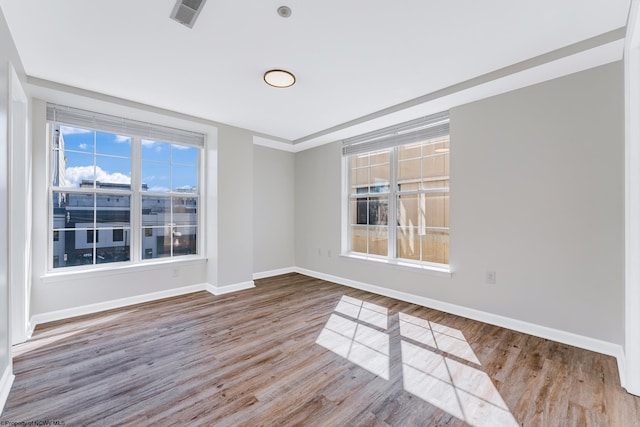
xmin=342 ymin=113 xmax=450 ymax=272
xmin=46 ymin=108 xmax=204 ymax=272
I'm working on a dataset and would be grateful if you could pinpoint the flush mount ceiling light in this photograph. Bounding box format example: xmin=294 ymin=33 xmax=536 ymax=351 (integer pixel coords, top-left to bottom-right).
xmin=264 ymin=69 xmax=296 ymax=88
xmin=277 ymin=6 xmax=292 ymax=18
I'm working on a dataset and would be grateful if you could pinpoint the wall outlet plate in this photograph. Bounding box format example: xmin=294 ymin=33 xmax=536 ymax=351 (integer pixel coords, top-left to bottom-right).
xmin=485 ymin=271 xmax=496 ymax=284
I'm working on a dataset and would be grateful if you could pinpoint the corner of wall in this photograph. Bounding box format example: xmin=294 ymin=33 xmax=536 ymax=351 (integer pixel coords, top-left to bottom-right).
xmin=253 ymin=267 xmax=296 ymax=280
xmin=206 ymin=281 xmax=255 ymax=295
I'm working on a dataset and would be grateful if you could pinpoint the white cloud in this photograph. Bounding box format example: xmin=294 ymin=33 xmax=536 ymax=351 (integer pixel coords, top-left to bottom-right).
xmin=60 ymin=126 xmax=91 ymax=136
xmin=172 ymin=144 xmax=191 ymax=150
xmin=115 ymin=135 xmax=131 ymax=143
xmin=143 ymin=175 xmax=168 ymax=182
xmin=78 ymin=143 xmax=88 ymax=150
xmin=142 ymin=140 xmax=158 ymax=147
xmin=141 ymin=140 xmax=166 ymax=153
xmin=65 ymin=165 xmax=131 ymax=188
xmin=149 ymin=186 xmax=170 ymax=192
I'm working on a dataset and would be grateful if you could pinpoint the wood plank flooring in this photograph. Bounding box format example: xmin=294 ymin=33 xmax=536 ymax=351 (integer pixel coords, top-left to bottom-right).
xmin=1 ymin=273 xmax=639 ymax=426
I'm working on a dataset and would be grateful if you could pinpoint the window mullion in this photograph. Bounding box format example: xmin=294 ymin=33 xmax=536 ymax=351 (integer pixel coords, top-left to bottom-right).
xmin=420 ymin=142 xmax=425 ymax=262
xmin=131 ymin=136 xmax=142 ymax=263
xmin=366 ymin=157 xmax=370 ymax=255
xmin=389 ymin=147 xmax=398 ymax=260
xmin=92 ymin=132 xmax=97 ymax=265
xmin=170 ymin=146 xmax=174 ymax=257
xmin=93 ymin=193 xmax=97 ymax=265
xmin=345 ymin=156 xmax=351 ymax=253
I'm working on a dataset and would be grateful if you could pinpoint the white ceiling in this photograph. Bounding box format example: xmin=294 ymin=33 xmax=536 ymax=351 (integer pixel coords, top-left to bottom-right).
xmin=0 ymin=0 xmax=632 ymax=148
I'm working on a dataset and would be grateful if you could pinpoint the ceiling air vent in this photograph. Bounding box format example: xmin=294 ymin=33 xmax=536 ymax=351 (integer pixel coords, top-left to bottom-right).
xmin=170 ymin=0 xmax=208 ymax=28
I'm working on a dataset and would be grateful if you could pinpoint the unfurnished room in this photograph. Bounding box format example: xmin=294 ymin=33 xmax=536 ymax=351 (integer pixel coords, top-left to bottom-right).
xmin=1 ymin=1 xmax=640 ymax=426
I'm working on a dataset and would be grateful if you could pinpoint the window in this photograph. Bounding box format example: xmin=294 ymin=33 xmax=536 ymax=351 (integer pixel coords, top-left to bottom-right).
xmin=344 ymin=112 xmax=450 ymax=267
xmin=87 ymin=229 xmax=99 ymax=244
xmin=48 ymin=103 xmax=204 ymax=270
xmin=112 ymin=229 xmax=124 ymax=242
xmin=141 ymin=141 xmax=198 ymax=260
xmin=350 ymin=152 xmax=390 ymax=257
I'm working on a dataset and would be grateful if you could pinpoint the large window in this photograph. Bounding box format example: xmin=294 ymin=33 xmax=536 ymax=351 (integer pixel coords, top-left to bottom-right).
xmin=48 ymin=104 xmax=204 ymax=270
xmin=344 ymin=112 xmax=449 ymax=267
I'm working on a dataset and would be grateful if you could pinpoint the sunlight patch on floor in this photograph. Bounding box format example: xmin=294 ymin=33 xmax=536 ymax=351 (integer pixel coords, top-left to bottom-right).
xmin=316 ymin=313 xmax=389 ymax=379
xmin=316 ymin=296 xmax=519 ymax=426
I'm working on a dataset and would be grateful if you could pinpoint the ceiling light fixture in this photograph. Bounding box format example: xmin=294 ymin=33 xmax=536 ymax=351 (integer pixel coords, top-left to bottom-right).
xmin=264 ymin=69 xmax=296 ymax=88
xmin=277 ymin=6 xmax=292 ymax=18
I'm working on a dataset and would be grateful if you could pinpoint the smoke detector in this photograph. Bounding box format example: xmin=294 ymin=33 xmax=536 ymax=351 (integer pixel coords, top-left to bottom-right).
xmin=170 ymin=0 xmax=208 ymax=28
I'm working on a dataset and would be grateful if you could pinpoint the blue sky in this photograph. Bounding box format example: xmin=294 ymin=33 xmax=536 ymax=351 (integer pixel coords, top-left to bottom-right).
xmin=60 ymin=126 xmax=198 ymax=192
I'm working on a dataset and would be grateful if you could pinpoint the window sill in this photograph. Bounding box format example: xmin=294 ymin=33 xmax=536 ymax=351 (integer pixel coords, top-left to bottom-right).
xmin=339 ymin=253 xmax=452 ymax=278
xmin=41 ymin=256 xmax=206 ymax=284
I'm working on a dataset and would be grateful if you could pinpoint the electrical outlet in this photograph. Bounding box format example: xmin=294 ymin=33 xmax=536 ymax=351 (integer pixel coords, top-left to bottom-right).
xmin=317 ymin=248 xmax=322 ymax=256
xmin=328 ymin=249 xmax=332 ymax=257
xmin=172 ymin=268 xmax=179 ymax=278
xmin=485 ymin=271 xmax=496 ymax=284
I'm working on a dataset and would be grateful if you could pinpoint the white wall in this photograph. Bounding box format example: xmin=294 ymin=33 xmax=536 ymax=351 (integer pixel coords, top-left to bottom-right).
xmin=8 ymin=64 xmax=29 ymax=345
xmin=624 ymin=0 xmax=640 ymax=396
xmin=253 ymin=145 xmax=295 ymax=274
xmin=0 ymin=26 xmax=11 ymax=415
xmin=295 ymin=62 xmax=624 ymax=347
xmin=0 ymin=6 xmax=27 ymax=414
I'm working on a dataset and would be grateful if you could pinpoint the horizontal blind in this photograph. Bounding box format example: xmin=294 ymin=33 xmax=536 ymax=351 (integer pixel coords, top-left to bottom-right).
xmin=47 ymin=103 xmax=205 ymax=148
xmin=342 ymin=111 xmax=449 ymax=156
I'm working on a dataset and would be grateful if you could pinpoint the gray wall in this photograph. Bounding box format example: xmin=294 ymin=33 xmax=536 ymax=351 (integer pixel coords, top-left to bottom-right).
xmin=295 ymin=62 xmax=624 ymax=344
xmin=28 ymin=93 xmax=266 ymax=313
xmin=253 ymin=145 xmax=295 ymax=274
xmin=31 ymin=98 xmax=215 ymax=315
xmin=217 ymin=125 xmax=254 ymax=286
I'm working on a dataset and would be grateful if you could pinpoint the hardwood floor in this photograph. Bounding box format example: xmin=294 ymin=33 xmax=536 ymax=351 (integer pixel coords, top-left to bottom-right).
xmin=1 ymin=273 xmax=639 ymax=426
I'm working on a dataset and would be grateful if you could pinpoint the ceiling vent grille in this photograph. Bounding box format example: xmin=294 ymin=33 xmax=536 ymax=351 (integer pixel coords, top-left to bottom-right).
xmin=170 ymin=0 xmax=207 ymax=28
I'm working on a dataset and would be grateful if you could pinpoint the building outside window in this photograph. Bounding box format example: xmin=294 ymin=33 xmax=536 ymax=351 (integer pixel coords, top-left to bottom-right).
xmin=113 ymin=229 xmax=124 ymax=242
xmin=344 ymin=112 xmax=450 ymax=267
xmin=48 ymin=104 xmax=204 ymax=270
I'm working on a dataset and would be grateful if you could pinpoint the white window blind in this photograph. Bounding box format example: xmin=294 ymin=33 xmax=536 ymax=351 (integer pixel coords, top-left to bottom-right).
xmin=342 ymin=111 xmax=449 ymax=156
xmin=47 ymin=103 xmax=205 ymax=148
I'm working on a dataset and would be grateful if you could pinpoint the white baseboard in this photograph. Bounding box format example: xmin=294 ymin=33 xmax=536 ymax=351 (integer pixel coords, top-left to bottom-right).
xmin=0 ymin=365 xmax=15 ymax=416
xmin=29 ymin=279 xmax=260 ymax=330
xmin=253 ymin=267 xmax=296 ymax=280
xmin=206 ymin=280 xmax=255 ymax=295
xmin=21 ymin=265 xmax=630 ymax=394
xmin=294 ymin=267 xmax=625 ymax=363
xmin=26 ymin=320 xmax=36 ymax=341
xmin=30 ymin=283 xmax=209 ymax=327
xmin=616 ymin=347 xmax=627 ymax=390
